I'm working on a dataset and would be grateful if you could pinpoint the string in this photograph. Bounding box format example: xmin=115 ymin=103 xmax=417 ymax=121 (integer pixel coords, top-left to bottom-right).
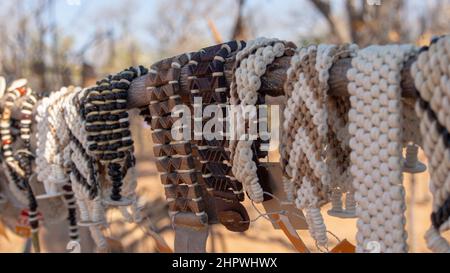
xmin=136 ymin=215 xmax=173 ymax=253
xmin=240 ymin=191 xmax=343 ymax=253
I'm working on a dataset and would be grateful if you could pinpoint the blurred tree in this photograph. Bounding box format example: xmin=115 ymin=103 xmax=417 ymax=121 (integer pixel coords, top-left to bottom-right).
xmin=150 ymin=0 xmax=252 ymax=56
xmin=310 ymin=0 xmax=407 ymax=46
xmin=310 ymin=0 xmax=450 ymax=46
xmin=0 ymin=0 xmax=77 ymax=92
xmin=416 ymin=1 xmax=450 ymax=45
xmin=232 ymin=0 xmax=249 ymax=40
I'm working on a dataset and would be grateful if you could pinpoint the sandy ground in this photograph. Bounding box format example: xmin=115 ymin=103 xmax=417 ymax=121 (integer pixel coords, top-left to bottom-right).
xmin=0 ymin=143 xmax=448 ymax=253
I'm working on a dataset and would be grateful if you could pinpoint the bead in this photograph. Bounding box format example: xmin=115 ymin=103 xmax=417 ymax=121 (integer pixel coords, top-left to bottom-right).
xmin=2 ymin=139 xmax=11 ymax=145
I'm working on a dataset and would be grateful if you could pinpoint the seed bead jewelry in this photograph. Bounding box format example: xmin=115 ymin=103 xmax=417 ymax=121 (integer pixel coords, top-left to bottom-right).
xmin=347 ymin=44 xmax=417 ymax=253
xmin=283 ymin=45 xmax=327 ymax=247
xmin=143 ymin=53 xmax=209 ymax=223
xmin=186 ymin=41 xmax=251 ymax=232
xmin=82 ymin=66 xmax=148 ymax=207
xmin=321 ymin=44 xmax=359 ymax=219
xmin=0 ymin=79 xmax=40 ymax=249
xmin=412 ymin=36 xmax=450 ymax=253
xmin=64 ymin=88 xmax=107 ymax=251
xmin=35 ymin=87 xmax=73 ymax=199
xmin=36 ymin=86 xmax=80 ymax=241
xmin=281 ymin=44 xmax=357 ymax=248
xmin=187 ymin=42 xmax=246 ymax=201
xmin=17 ymin=87 xmax=41 ymax=244
xmin=230 ymin=37 xmax=295 ymax=203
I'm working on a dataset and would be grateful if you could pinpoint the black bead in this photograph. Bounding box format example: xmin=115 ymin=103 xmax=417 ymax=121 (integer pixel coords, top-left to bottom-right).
xmin=120 ymin=122 xmax=130 ymax=128
xmin=116 ymin=103 xmax=127 ymax=110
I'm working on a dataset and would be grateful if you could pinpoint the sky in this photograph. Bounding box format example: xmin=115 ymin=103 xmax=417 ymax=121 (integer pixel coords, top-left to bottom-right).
xmin=53 ymin=0 xmax=155 ymax=47
xmin=46 ymin=0 xmax=329 ymax=50
xmin=11 ymin=0 xmax=435 ymax=53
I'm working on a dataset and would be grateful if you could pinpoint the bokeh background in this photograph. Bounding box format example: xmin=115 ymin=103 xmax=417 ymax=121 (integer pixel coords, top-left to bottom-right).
xmin=0 ymin=0 xmax=450 ymax=253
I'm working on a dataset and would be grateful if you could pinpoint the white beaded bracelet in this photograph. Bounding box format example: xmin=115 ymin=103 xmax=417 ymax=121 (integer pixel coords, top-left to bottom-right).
xmin=36 ymin=87 xmax=74 ymax=199
xmin=347 ymin=44 xmax=417 ymax=253
xmin=412 ymin=36 xmax=450 ymax=253
xmin=230 ymin=37 xmax=292 ymax=203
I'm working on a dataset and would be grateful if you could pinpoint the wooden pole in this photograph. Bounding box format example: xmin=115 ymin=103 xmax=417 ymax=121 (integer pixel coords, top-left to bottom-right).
xmin=0 ymin=52 xmax=419 ymax=113
xmin=127 ymin=54 xmax=418 ymax=109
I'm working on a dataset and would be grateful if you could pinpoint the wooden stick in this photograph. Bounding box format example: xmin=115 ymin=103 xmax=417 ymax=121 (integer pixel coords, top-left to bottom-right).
xmin=207 ymin=18 xmax=223 ymax=44
xmin=127 ymin=54 xmax=418 ymax=109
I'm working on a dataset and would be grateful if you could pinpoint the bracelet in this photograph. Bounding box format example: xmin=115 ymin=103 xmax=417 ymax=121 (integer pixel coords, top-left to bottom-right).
xmin=186 ymin=41 xmax=251 ymax=232
xmin=142 ymin=53 xmax=209 ymax=223
xmin=0 ymin=79 xmax=40 ymax=239
xmin=230 ymin=37 xmax=295 ymax=203
xmin=64 ymin=87 xmax=107 ymax=251
xmin=323 ymin=44 xmax=359 ymax=219
xmin=347 ymin=44 xmax=416 ymax=253
xmin=282 ymin=44 xmax=357 ymax=248
xmin=18 ymin=88 xmax=40 ymax=237
xmin=82 ymin=66 xmax=148 ymax=206
xmin=188 ymin=41 xmax=245 ymax=202
xmin=36 ymin=87 xmax=73 ymax=199
xmin=36 ymin=86 xmax=80 ymax=242
xmin=412 ymin=36 xmax=450 ymax=252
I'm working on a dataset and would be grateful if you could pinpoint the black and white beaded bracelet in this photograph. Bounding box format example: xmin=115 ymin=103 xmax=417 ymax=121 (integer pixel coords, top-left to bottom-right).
xmin=82 ymin=66 xmax=148 ymax=206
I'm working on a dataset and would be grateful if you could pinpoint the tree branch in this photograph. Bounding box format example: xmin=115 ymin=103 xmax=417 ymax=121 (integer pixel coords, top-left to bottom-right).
xmin=310 ymin=0 xmax=342 ymax=42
